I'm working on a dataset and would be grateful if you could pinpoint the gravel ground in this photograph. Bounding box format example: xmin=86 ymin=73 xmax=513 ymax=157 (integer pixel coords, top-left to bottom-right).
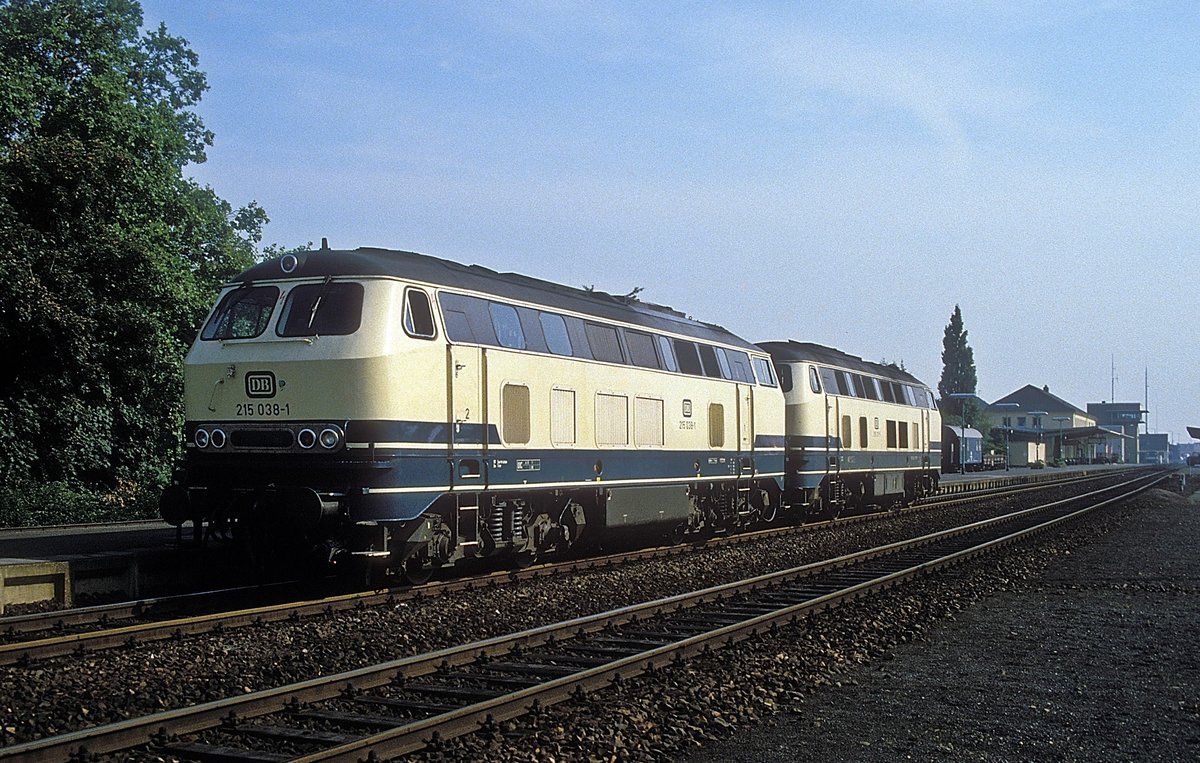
xmin=693 ymin=486 xmax=1200 ymax=763
xmin=407 ymin=484 xmax=1197 ymax=762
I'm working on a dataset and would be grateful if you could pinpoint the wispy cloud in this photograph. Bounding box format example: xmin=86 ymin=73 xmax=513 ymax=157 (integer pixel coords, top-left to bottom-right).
xmin=695 ymin=15 xmax=1036 ymax=162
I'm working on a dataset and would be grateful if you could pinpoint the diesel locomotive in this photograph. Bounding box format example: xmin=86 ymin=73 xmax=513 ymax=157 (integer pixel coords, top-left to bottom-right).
xmin=160 ymin=245 xmax=940 ymax=578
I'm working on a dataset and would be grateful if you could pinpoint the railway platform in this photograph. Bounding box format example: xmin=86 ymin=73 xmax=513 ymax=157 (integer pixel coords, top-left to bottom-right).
xmin=0 ymin=520 xmax=242 ymax=612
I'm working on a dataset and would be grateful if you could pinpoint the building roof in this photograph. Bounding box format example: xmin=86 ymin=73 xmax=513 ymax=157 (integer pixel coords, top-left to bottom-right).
xmin=991 ymin=384 xmax=1086 ymax=416
xmin=229 ymin=247 xmax=758 ymax=351
xmin=944 ymin=426 xmax=983 ymax=440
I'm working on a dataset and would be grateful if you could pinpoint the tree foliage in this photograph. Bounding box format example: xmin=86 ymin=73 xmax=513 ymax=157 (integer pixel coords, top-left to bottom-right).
xmin=0 ymin=0 xmax=265 ymax=519
xmin=937 ymin=304 xmax=979 ymax=425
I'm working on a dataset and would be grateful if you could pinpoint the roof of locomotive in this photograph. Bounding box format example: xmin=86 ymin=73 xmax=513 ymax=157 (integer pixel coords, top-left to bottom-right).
xmin=229 ymin=247 xmax=759 ymax=351
xmin=756 ymin=340 xmax=929 ymax=388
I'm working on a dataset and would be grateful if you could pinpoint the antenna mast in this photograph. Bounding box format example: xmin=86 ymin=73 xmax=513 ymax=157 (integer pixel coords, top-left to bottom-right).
xmin=1143 ymin=367 xmax=1149 ymax=434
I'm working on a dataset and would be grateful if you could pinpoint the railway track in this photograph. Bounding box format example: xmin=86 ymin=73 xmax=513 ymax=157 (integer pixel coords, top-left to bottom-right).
xmin=0 ymin=467 xmax=1149 ymax=665
xmin=0 ymin=467 xmax=1168 ymax=761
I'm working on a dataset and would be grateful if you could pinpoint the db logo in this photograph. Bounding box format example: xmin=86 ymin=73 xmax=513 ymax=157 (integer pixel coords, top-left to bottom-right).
xmin=245 ymin=371 xmax=276 ymax=398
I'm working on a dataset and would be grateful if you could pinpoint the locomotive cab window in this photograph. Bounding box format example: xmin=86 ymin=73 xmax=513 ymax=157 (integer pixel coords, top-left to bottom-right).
xmin=277 ymin=281 xmax=364 ymax=337
xmin=201 ymin=286 xmax=280 ymax=340
xmin=725 ymin=350 xmax=755 ymax=382
xmin=819 ymin=367 xmax=838 ymax=395
xmin=809 ymin=366 xmax=822 ymax=394
xmin=778 ymin=364 xmax=793 ymax=393
xmin=438 ymin=292 xmax=496 ymax=345
xmin=403 ymin=288 xmax=436 ymax=339
xmin=752 ymin=357 xmax=776 ymax=386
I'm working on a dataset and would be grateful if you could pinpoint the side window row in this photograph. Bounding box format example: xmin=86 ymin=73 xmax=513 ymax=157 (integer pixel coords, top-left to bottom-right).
xmin=436 ymin=291 xmax=773 ymax=385
xmin=815 ymin=365 xmax=933 ymax=409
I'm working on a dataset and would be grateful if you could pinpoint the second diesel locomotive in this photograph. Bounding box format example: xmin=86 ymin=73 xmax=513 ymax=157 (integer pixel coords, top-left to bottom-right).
xmin=161 ymin=246 xmax=941 ymax=577
xmin=760 ymin=341 xmax=941 ymax=513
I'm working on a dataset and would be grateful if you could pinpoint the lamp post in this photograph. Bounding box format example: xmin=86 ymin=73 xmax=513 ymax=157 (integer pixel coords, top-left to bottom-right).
xmin=1028 ymin=410 xmax=1048 ymax=466
xmin=1053 ymin=416 xmax=1071 ymax=465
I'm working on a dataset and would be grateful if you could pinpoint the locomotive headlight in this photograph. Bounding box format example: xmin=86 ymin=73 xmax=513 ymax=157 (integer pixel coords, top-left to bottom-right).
xmin=318 ymin=427 xmax=342 ymax=449
xmin=209 ymin=428 xmax=227 ymax=449
xmin=194 ymin=428 xmax=210 ymax=448
xmin=297 ymin=428 xmax=317 ymax=449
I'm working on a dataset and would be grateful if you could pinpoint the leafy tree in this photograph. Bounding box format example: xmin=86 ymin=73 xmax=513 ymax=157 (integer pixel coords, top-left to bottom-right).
xmin=937 ymin=305 xmax=979 ymax=426
xmin=0 ymin=0 xmax=265 ymax=521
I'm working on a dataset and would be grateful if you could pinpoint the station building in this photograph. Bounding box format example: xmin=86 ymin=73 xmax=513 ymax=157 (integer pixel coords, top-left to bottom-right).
xmin=983 ymin=385 xmax=1130 ymax=466
xmin=1086 ymin=402 xmax=1146 ymax=463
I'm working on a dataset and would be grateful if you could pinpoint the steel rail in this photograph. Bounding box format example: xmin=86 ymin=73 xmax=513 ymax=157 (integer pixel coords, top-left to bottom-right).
xmin=0 ymin=466 xmax=1147 ymax=664
xmin=297 ymin=468 xmax=1170 ymax=762
xmin=0 ymin=469 xmax=1166 ymax=762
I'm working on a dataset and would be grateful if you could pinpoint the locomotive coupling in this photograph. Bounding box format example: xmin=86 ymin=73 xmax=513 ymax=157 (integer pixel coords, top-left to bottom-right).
xmin=266 ymin=486 xmax=341 ymax=530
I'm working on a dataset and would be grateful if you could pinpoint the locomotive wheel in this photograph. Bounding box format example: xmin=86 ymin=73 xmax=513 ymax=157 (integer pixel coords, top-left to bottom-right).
xmin=665 ymin=522 xmax=687 ymax=546
xmin=401 ymin=557 xmax=433 ymax=585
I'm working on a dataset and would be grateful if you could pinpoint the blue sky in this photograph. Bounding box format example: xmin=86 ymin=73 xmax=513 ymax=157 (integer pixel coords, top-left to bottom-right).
xmin=141 ymin=1 xmax=1197 ymax=442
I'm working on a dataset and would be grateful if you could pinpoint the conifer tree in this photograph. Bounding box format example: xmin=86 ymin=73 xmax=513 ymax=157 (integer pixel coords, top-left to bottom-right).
xmin=937 ymin=305 xmax=978 ymax=422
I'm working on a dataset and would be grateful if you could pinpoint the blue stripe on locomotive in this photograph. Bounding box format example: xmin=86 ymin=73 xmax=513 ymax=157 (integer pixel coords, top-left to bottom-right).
xmin=350 ymin=445 xmax=784 ymax=521
xmin=785 ymin=449 xmax=936 ymax=491
xmin=189 ymin=419 xmax=786 ymax=523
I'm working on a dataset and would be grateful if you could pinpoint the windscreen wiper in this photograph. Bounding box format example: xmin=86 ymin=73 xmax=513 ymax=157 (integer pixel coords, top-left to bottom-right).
xmin=306 ymin=275 xmax=333 ymax=330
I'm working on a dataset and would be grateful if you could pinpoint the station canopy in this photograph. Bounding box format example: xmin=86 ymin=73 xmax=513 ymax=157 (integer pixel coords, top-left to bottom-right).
xmin=996 ymin=425 xmax=1131 ymax=442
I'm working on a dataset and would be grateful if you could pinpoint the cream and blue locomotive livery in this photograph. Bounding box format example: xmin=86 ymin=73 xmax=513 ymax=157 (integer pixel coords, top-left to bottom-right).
xmin=758 ymin=341 xmax=942 ymax=515
xmin=160 ymin=246 xmax=790 ymax=576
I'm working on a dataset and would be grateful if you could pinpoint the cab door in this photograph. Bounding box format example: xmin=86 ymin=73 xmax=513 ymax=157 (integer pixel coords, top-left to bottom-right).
xmin=447 ymin=344 xmax=488 ymax=488
xmin=921 ymin=406 xmax=932 ymax=470
xmin=736 ymin=383 xmax=754 ymax=454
